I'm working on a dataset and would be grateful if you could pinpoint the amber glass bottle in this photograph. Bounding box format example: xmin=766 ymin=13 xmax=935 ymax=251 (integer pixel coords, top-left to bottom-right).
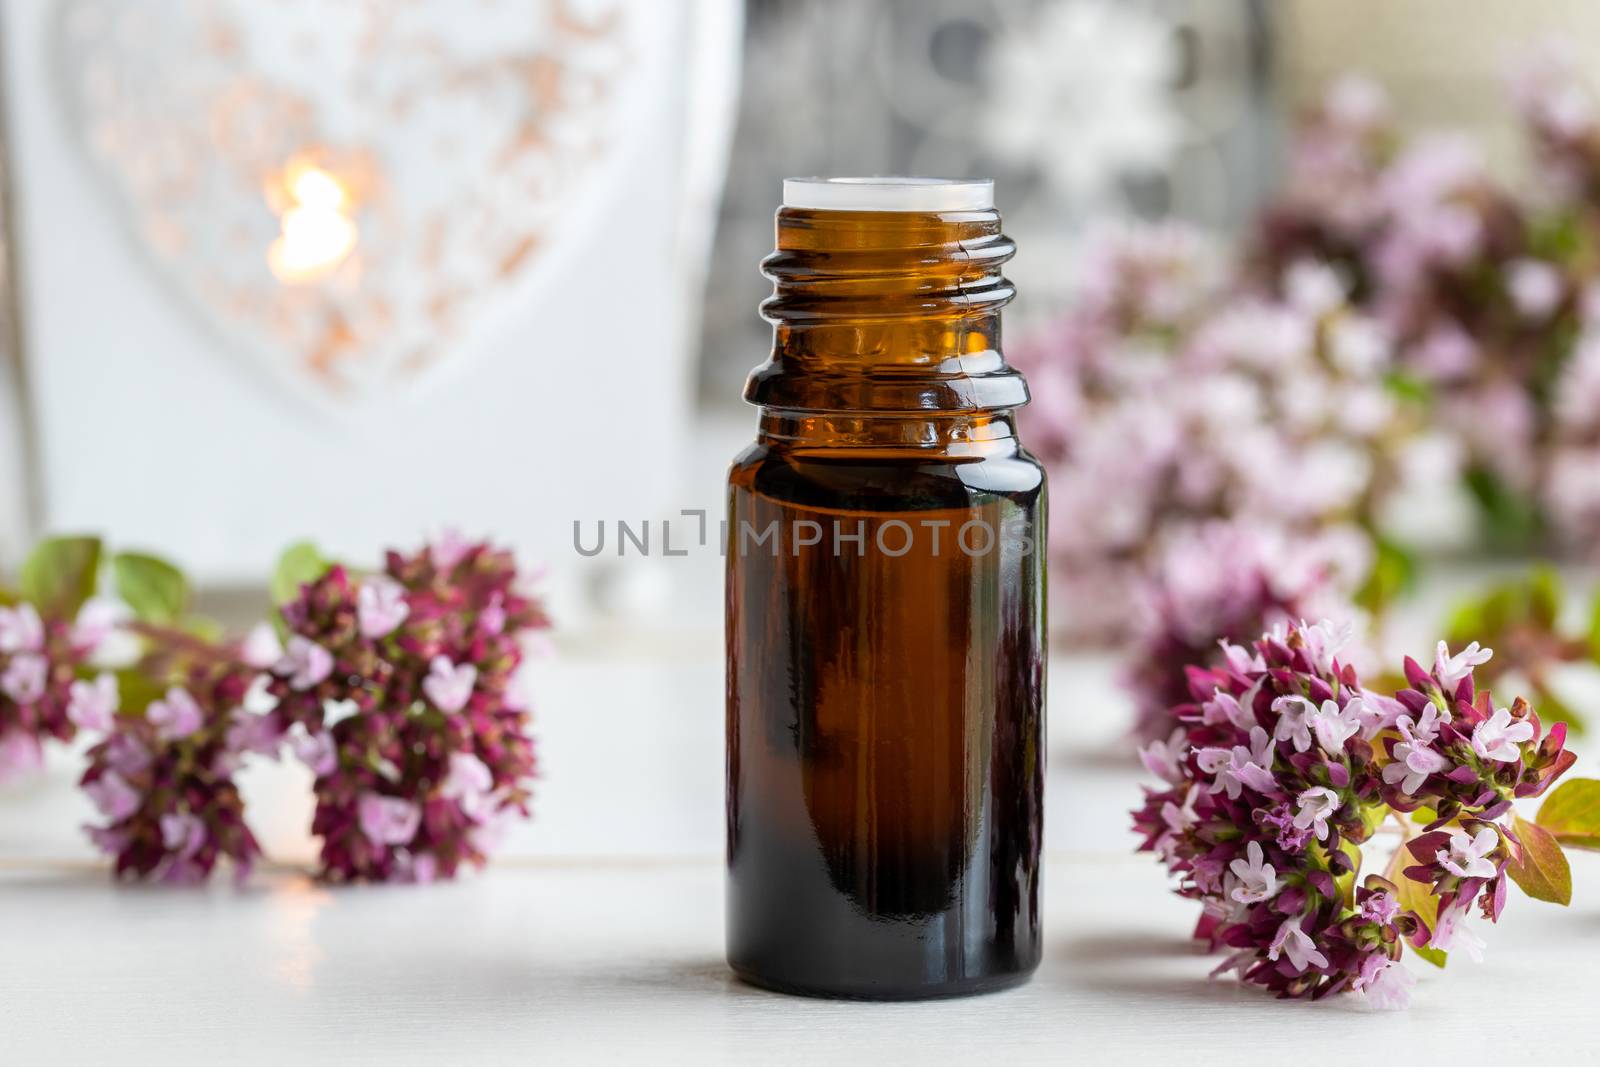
xmin=725 ymin=178 xmax=1045 ymax=999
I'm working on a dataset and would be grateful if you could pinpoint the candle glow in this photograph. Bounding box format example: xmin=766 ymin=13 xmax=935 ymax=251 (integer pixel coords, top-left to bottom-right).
xmin=267 ymin=155 xmax=358 ymax=284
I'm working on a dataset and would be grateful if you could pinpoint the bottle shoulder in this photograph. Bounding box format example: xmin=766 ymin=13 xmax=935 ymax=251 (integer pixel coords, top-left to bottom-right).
xmin=728 ymin=438 xmax=1044 ymax=510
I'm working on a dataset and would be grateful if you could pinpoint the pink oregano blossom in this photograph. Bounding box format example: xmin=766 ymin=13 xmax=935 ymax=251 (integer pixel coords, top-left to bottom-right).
xmin=81 ymin=653 xmax=266 ymax=884
xmin=69 ymin=534 xmax=549 ymax=886
xmin=1013 ymin=210 xmax=1402 ymax=651
xmin=1133 ymin=620 xmax=1574 ymax=1008
xmin=0 ymin=597 xmax=131 ymax=782
xmin=263 ymin=536 xmax=549 ymax=883
xmin=1124 ymin=521 xmax=1368 ymax=745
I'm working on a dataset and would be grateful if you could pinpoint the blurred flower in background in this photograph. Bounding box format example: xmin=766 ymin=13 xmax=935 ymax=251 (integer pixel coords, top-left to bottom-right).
xmin=1010 ymin=220 xmax=1404 ymax=653
xmin=1018 ymin=46 xmax=1600 ymax=740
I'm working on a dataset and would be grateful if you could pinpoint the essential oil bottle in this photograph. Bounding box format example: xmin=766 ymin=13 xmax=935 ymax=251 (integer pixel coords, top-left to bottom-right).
xmin=725 ymin=177 xmax=1046 ymax=999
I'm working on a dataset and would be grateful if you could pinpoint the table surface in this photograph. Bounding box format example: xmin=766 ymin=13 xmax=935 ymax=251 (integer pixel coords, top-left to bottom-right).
xmin=7 ymin=579 xmax=1600 ymax=1064
xmin=6 ymin=851 xmax=1600 ymax=1066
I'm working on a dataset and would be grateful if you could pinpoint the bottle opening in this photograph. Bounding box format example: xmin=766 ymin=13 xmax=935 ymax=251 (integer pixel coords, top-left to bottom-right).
xmin=782 ymin=177 xmax=994 ymax=213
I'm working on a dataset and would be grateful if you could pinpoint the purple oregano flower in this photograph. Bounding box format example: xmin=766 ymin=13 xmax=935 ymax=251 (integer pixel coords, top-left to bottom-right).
xmin=1133 ymin=619 xmax=1573 ymax=1008
xmin=0 ymin=597 xmax=131 ymax=782
xmin=81 ymin=650 xmax=265 ymax=884
xmin=74 ymin=534 xmax=549 ymax=886
xmin=259 ymin=535 xmax=549 ymax=883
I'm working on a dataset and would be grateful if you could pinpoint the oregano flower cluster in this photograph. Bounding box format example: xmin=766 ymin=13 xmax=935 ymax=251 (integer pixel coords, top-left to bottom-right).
xmin=4 ymin=533 xmax=549 ymax=885
xmin=0 ymin=562 xmax=133 ymax=782
xmin=249 ymin=537 xmax=548 ymax=882
xmin=1133 ymin=619 xmax=1578 ymax=1008
xmin=81 ymin=649 xmax=265 ymax=883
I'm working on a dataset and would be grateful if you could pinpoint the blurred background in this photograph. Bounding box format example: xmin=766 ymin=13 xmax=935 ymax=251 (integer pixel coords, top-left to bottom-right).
xmin=5 ymin=0 xmax=1600 ymax=860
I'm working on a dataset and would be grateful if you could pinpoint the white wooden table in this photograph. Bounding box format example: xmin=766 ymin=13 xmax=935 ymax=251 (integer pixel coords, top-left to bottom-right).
xmin=6 ymin=851 xmax=1600 ymax=1065
xmin=5 ymin=605 xmax=1600 ymax=1064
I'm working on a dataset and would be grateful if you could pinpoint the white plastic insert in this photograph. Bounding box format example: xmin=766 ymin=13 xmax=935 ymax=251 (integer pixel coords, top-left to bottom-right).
xmin=782 ymin=177 xmax=994 ymax=212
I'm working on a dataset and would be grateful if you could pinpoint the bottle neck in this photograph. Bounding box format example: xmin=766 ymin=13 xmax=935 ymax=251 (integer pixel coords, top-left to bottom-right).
xmin=744 ymin=206 xmax=1027 ymax=429
xmin=756 ymin=410 xmax=1021 ymax=457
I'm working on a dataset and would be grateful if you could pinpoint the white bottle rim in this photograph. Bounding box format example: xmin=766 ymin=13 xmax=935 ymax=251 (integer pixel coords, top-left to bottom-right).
xmin=782 ymin=177 xmax=994 ymax=212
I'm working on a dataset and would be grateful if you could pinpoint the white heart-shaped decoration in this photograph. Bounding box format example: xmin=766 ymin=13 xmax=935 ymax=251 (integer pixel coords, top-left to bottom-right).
xmin=59 ymin=0 xmax=648 ymax=405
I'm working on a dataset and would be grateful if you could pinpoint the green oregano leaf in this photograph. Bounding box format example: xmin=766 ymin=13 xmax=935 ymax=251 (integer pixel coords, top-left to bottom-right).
xmin=19 ymin=536 xmax=102 ymax=617
xmin=112 ymin=551 xmax=189 ymax=625
xmin=1355 ymin=537 xmax=1417 ymax=617
xmin=113 ymin=668 xmax=167 ymax=715
xmin=1462 ymin=465 xmax=1543 ymax=552
xmin=1529 ymin=566 xmax=1563 ymax=629
xmin=271 ymin=541 xmax=330 ymax=607
xmin=1536 ymin=778 xmax=1600 ymax=852
xmin=1410 ymin=942 xmax=1448 ymax=969
xmin=1505 ymin=815 xmax=1572 ymax=905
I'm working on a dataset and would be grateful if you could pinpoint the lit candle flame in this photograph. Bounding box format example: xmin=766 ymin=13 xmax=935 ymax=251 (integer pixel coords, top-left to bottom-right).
xmin=268 ymin=155 xmax=358 ymax=284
